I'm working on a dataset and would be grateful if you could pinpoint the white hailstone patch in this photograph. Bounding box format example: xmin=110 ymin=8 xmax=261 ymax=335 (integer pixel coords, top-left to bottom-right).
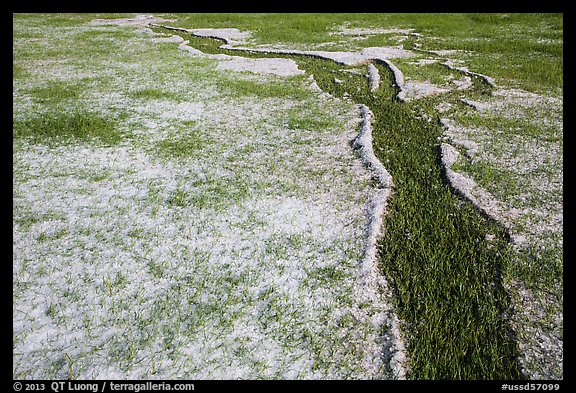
xmin=14 ymin=15 xmax=402 ymax=380
xmin=14 ymin=131 xmax=392 ymax=379
xmin=402 ymin=79 xmax=450 ymax=101
xmin=134 ymin=100 xmax=205 ymax=121
xmin=217 ymin=57 xmax=305 ymax=77
xmin=152 ymin=34 xmax=185 ymax=44
xmin=333 ymin=26 xmax=419 ymax=37
xmin=452 ymin=75 xmax=473 ymax=90
xmin=435 ymin=101 xmax=452 ymax=113
xmin=367 ymin=64 xmax=380 ymax=92
xmin=186 ymin=28 xmax=252 ymax=46
xmin=409 ymin=58 xmax=438 ymax=66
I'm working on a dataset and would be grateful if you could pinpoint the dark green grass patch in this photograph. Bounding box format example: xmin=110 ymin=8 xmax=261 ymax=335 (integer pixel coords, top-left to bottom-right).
xmin=13 ymin=64 xmax=29 ymax=79
xmin=13 ymin=109 xmax=124 ymax=146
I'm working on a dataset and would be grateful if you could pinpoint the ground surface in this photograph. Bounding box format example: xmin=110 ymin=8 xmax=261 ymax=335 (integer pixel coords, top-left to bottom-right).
xmin=13 ymin=13 xmax=562 ymax=380
xmin=13 ymin=13 xmax=402 ymax=380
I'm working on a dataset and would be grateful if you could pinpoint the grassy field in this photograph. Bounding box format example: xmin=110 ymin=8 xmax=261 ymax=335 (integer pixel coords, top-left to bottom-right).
xmin=154 ymin=13 xmax=563 ymax=379
xmin=13 ymin=13 xmax=562 ymax=380
xmin=13 ymin=13 xmax=398 ymax=380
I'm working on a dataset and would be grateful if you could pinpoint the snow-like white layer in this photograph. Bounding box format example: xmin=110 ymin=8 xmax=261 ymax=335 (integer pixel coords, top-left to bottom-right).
xmin=13 ymin=15 xmax=402 ymax=380
xmin=217 ymin=56 xmax=305 ymax=77
xmin=367 ymin=64 xmax=380 ymax=92
xmin=13 ymin=108 xmax=393 ymax=380
xmin=217 ymin=45 xmax=415 ymax=63
xmin=402 ymin=79 xmax=450 ymax=101
xmin=353 ymin=105 xmax=406 ymax=379
xmin=89 ymin=15 xmax=174 ymax=27
xmin=152 ymin=34 xmax=304 ymax=77
xmin=157 ymin=24 xmax=410 ymax=101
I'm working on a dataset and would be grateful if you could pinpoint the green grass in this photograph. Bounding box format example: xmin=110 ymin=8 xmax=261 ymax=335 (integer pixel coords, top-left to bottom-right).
xmin=155 ymin=134 xmax=204 ymax=159
xmin=26 ymin=81 xmax=83 ymax=103
xmin=453 ymin=159 xmax=521 ymax=196
xmin=148 ymin=19 xmax=562 ymax=377
xmin=394 ymin=58 xmax=463 ymax=87
xmin=128 ymin=88 xmax=182 ymax=101
xmin=308 ymin=61 xmax=521 ymax=378
xmin=13 ymin=108 xmax=124 ymax=146
xmin=161 ymin=13 xmax=562 ymax=94
xmin=215 ymin=75 xmax=312 ymax=100
xmin=154 ymin=121 xmax=207 ymax=159
xmin=159 ymin=25 xmax=523 ymax=376
xmin=287 ymin=108 xmax=338 ymax=132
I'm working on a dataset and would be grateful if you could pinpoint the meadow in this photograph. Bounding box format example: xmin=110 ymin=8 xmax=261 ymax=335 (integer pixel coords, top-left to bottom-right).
xmin=13 ymin=13 xmax=562 ymax=380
